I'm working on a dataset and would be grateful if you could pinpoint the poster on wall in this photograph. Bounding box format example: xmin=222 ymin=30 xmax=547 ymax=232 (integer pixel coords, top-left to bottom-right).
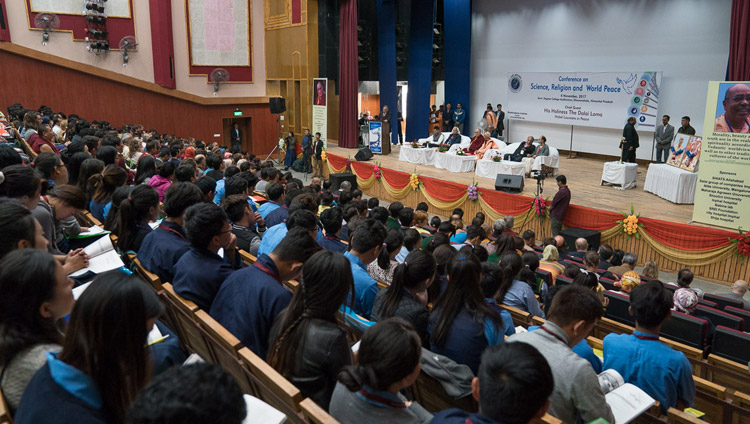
xmin=368 ymin=121 xmax=383 ymax=154
xmin=506 ymin=72 xmax=662 ymax=130
xmin=31 ymin=0 xmax=132 ymax=18
xmin=692 ymin=81 xmax=750 ymax=229
xmin=312 ymin=78 xmax=328 ymax=148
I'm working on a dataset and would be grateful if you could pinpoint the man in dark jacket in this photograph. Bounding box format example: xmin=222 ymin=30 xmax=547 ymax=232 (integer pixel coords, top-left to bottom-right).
xmin=621 ymin=117 xmax=639 ymax=163
xmin=312 ymin=132 xmax=324 ymax=178
xmin=505 ymin=136 xmax=536 ymax=161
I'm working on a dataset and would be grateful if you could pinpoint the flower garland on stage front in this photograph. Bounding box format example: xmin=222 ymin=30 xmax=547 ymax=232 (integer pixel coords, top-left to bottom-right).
xmin=531 ymin=196 xmax=550 ymax=218
xmin=467 ymin=181 xmax=478 ymax=201
xmin=617 ymin=204 xmax=645 ymax=239
xmin=409 ymin=169 xmax=420 ymax=191
xmin=373 ymin=163 xmax=382 ymax=182
xmin=730 ymin=227 xmax=750 ymax=262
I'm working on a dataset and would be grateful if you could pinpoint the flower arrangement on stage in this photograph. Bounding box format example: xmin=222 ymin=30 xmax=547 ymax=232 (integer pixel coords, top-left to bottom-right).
xmin=467 ymin=182 xmax=478 ymax=201
xmin=409 ymin=171 xmax=420 ymax=191
xmin=492 ymin=155 xmax=502 ymax=162
xmin=346 ymin=157 xmax=352 ymax=172
xmin=730 ymin=227 xmax=750 ymax=262
xmin=532 ymin=196 xmax=550 ymax=218
xmin=617 ymin=204 xmax=644 ymax=239
xmin=438 ymin=146 xmax=448 ymax=153
xmin=455 ymin=149 xmax=465 ymax=156
xmin=373 ymin=163 xmax=382 ymax=181
xmin=411 ymin=140 xmax=420 ymax=148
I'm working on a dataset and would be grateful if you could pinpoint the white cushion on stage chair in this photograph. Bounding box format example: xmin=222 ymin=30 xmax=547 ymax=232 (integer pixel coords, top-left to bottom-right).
xmin=483 ymin=149 xmax=502 ymax=160
xmin=531 ymin=146 xmax=560 ymax=173
xmin=448 ymin=144 xmax=461 ymax=153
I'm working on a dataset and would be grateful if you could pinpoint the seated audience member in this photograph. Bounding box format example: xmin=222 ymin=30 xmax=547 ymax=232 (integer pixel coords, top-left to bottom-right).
xmin=475 ymin=131 xmax=498 ymax=159
xmin=431 ymin=244 xmax=458 ymax=295
xmin=115 ymin=184 xmax=159 ymax=253
xmin=397 ymin=207 xmax=415 ymax=232
xmin=43 ymin=185 xmax=88 ymax=252
xmin=521 ymin=229 xmax=536 ymax=252
xmin=264 ymin=188 xmax=302 ymax=229
xmin=172 ymin=203 xmax=239 ymax=310
xmin=642 ymin=260 xmax=659 ymax=280
xmin=480 ymin=263 xmax=517 ymax=335
xmin=496 ymin=253 xmax=545 ymax=318
xmin=103 ymin=186 xmax=133 ymax=240
xmin=147 ymin=161 xmax=175 ymax=202
xmin=430 ymin=343 xmax=554 ymax=424
xmin=203 ymin=153 xmax=225 ymax=181
xmin=318 ymin=191 xmax=334 ymax=215
xmin=608 ymin=252 xmax=637 ymax=275
xmin=134 ymin=155 xmax=157 ymax=185
xmin=715 ymin=279 xmax=750 ymax=310
xmin=429 ymin=255 xmax=507 ymax=374
xmin=672 ymin=288 xmax=715 ymax=340
xmin=223 ymin=194 xmax=264 ymax=256
xmin=127 ymin=363 xmax=246 ymax=424
xmin=459 ymin=244 xmax=489 ymax=263
xmin=33 ymin=153 xmax=67 ymax=191
xmin=195 ymin=175 xmax=216 ymax=203
xmin=597 ymin=244 xmax=614 ymax=270
xmin=386 ymin=202 xmax=403 ymax=230
xmin=502 ymin=215 xmax=517 ymax=237
xmin=667 ymin=268 xmax=704 ymax=298
xmin=538 ymin=245 xmax=565 ymax=282
xmin=0 ymin=164 xmax=42 ymax=211
xmin=29 ymin=124 xmax=60 ymax=156
xmin=138 ymin=182 xmax=204 ymax=283
xmin=615 ymin=270 xmax=641 ymax=295
xmin=520 ymin=251 xmax=545 ymax=295
xmin=603 ymin=282 xmax=696 ymax=413
xmin=396 ymin=228 xmax=421 ymax=262
xmin=259 ymin=203 xmax=319 ymax=257
xmin=504 ymin=136 xmax=536 ymax=162
xmin=411 ymin=210 xmax=432 ymax=235
xmin=371 ymin=250 xmax=435 ymax=346
xmin=509 ymin=285 xmax=613 ymax=423
xmin=367 ymin=197 xmax=379 ymax=211
xmin=568 ymin=238 xmax=588 ymax=260
xmin=210 ymin=227 xmax=320 ymax=359
xmin=0 ymin=249 xmax=74 ymax=412
xmin=427 ymin=126 xmax=446 ymax=147
xmin=367 ymin=228 xmax=404 ymax=285
xmin=88 ymin=164 xmax=128 ymax=221
xmin=455 ymin=224 xmax=485 ymax=250
xmin=329 ymin=318 xmax=431 ymax=424
xmin=333 ymin=180 xmax=351 ymax=199
xmin=449 ymin=218 xmax=466 ymax=244
xmin=15 ymin=270 xmax=162 ymax=424
xmin=257 ymin=182 xmax=284 ymax=219
xmin=174 ymin=163 xmax=196 ymax=183
xmin=268 ymin=250 xmax=353 ymax=411
xmin=563 ymin=263 xmax=582 ymax=280
xmin=318 ymin=207 xmax=347 ymax=253
xmin=344 ymin=219 xmax=387 ymax=318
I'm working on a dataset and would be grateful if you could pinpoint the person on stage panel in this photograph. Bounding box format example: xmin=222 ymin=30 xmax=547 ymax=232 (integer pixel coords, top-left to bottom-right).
xmin=678 ymin=115 xmax=696 ymax=135
xmin=714 ymin=83 xmax=750 ymax=133
xmin=533 ymin=135 xmax=550 ymax=158
xmin=446 ymin=127 xmax=462 ymax=146
xmin=381 ymin=105 xmax=392 ymax=146
xmin=505 ymin=136 xmax=536 ymax=161
xmin=453 ymin=103 xmax=466 ymax=133
xmin=427 ymin=126 xmax=446 ymax=148
xmin=230 ymin=123 xmax=242 ymax=154
xmin=654 ymin=115 xmax=674 ymax=163
xmin=549 ymin=175 xmax=571 ymax=236
xmin=466 ymin=128 xmax=484 ymax=154
xmin=475 ymin=131 xmax=499 ymax=159
xmin=484 ymin=103 xmax=496 ymax=129
xmin=443 ymin=102 xmax=454 ymax=132
xmin=621 ymin=117 xmax=639 ymax=163
xmin=495 ymin=103 xmax=505 ymax=138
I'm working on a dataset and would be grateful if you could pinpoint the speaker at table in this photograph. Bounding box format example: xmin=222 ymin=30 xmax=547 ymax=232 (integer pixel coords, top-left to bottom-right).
xmin=494 ymin=174 xmax=524 ymax=193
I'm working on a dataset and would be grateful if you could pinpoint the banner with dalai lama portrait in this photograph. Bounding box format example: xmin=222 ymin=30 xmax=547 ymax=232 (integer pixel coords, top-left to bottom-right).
xmin=312 ymin=78 xmax=327 ymax=147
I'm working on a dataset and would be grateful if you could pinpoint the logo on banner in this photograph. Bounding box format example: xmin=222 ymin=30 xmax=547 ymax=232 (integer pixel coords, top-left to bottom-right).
xmin=616 ymin=73 xmax=637 ymax=94
xmin=509 ymin=74 xmax=523 ymax=93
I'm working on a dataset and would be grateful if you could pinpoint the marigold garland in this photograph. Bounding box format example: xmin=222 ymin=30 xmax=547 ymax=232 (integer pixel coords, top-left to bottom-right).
xmin=616 ymin=204 xmax=644 ymax=239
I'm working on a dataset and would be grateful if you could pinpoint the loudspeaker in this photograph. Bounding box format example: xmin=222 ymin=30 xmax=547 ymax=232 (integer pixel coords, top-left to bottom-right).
xmin=329 ymin=173 xmax=358 ymax=191
xmin=560 ymin=228 xmax=601 ymax=251
xmin=269 ymin=97 xmax=286 ymax=114
xmin=494 ymin=174 xmax=524 ymax=193
xmin=354 ymin=147 xmax=373 ymax=161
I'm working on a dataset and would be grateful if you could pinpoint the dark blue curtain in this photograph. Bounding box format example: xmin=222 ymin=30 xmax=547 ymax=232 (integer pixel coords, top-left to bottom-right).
xmin=376 ymin=0 xmax=398 ymax=144
xmin=443 ymin=0 xmax=471 ymax=135
xmin=405 ymin=0 xmax=435 ymax=143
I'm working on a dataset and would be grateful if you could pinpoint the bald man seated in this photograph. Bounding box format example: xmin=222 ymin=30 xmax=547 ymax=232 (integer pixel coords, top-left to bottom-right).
xmin=716 ymin=280 xmax=750 ymax=310
xmin=568 ymin=238 xmax=589 ymax=260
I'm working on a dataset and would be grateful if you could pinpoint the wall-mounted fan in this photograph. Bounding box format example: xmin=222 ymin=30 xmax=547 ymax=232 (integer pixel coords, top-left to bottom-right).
xmin=477 ymin=118 xmax=488 ymax=131
xmin=119 ymin=36 xmax=138 ymax=66
xmin=210 ymin=68 xmax=230 ymax=96
xmin=34 ymin=13 xmax=60 ymax=46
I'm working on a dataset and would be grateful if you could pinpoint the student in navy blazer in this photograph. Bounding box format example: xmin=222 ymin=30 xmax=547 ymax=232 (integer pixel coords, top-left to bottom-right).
xmin=172 ymin=203 xmax=240 ymax=311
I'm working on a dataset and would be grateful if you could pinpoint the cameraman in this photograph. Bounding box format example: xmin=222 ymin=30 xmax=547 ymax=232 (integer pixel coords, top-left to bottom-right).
xmin=548 ymin=175 xmax=570 ymax=236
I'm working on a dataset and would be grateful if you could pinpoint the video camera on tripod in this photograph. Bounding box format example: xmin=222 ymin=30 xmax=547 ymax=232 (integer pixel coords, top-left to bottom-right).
xmin=530 ymin=170 xmax=545 ymax=197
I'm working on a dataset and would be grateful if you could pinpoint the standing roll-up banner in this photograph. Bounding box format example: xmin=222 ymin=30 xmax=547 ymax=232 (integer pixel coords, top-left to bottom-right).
xmin=312 ymin=78 xmax=328 ymax=148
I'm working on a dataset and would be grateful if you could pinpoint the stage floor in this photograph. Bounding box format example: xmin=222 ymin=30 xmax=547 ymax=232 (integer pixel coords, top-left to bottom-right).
xmin=326 ymin=144 xmax=699 ymax=226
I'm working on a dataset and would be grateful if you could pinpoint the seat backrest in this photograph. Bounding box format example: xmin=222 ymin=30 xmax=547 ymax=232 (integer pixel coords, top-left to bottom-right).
xmin=410 ymin=368 xmax=478 ymax=414
xmin=712 ymin=325 xmax=750 ymax=364
xmin=602 ymin=290 xmax=634 ymax=326
xmin=666 ymin=407 xmax=705 ymax=424
xmin=161 ymin=283 xmax=215 ymax=362
xmin=499 ymin=304 xmax=531 ymax=327
xmin=555 ymin=275 xmax=573 ymax=286
xmin=724 ymin=306 xmax=750 ymax=326
xmin=132 ymin=257 xmax=163 ymax=292
xmin=238 ymin=347 xmax=303 ymax=417
xmin=239 ymin=249 xmax=257 ymax=267
xmin=299 ymin=398 xmax=340 ymax=424
xmin=599 ymin=277 xmax=617 ymax=291
xmin=660 ymin=311 xmax=707 ymax=350
xmin=703 ymin=293 xmax=744 ymax=311
xmin=696 ymin=298 xmax=718 ymax=309
xmin=695 ymin=305 xmax=744 ymax=331
xmin=534 ymin=269 xmax=551 ymax=295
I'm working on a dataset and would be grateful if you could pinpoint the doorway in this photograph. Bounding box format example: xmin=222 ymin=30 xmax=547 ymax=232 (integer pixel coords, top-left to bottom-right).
xmin=222 ymin=117 xmax=252 ymax=154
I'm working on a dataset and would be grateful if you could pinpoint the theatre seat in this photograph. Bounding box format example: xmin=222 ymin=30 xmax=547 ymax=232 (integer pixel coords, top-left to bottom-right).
xmin=602 ymin=290 xmax=635 ymax=326
xmin=599 ymin=277 xmax=617 ymax=291
xmin=703 ymin=293 xmax=744 ymax=311
xmin=723 ymin=306 xmax=750 ymax=327
xmin=695 ymin=305 xmax=744 ymax=331
xmin=555 ymin=275 xmax=574 ymax=286
xmin=712 ymin=326 xmax=750 ymax=364
xmin=535 ymin=269 xmax=552 ymax=294
xmin=696 ymin=298 xmax=718 ymax=309
xmin=660 ymin=311 xmax=708 ymax=351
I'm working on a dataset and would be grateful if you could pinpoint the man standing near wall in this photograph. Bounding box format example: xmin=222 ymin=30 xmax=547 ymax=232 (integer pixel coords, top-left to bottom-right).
xmin=654 ymin=115 xmax=674 ymax=163
xmin=677 ymin=116 xmax=696 ymax=135
xmin=548 ymin=175 xmax=570 ymax=237
xmin=496 ymin=104 xmax=505 ymax=138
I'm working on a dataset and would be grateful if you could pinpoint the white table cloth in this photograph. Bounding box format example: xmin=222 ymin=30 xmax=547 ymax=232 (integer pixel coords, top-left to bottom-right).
xmin=476 ymin=159 xmax=526 ymax=179
xmin=644 ymin=163 xmax=698 ymax=204
xmin=600 ymin=161 xmax=638 ymax=190
xmin=398 ymin=145 xmax=436 ymax=166
xmin=434 ymin=151 xmax=476 ymax=173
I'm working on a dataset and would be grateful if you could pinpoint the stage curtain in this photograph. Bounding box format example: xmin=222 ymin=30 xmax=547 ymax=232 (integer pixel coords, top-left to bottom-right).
xmin=338 ymin=0 xmax=358 ymax=148
xmin=479 ymin=190 xmax=536 ymax=216
xmin=380 ymin=167 xmax=411 ymax=189
xmin=443 ymin=0 xmax=471 ymax=135
xmin=640 ymin=230 xmax=736 ymax=266
xmin=382 ymin=177 xmax=413 ymax=199
xmin=327 ymin=154 xmax=349 ymax=172
xmin=564 ymin=205 xmax=624 ymax=231
xmin=404 ymin=0 xmax=434 ymax=142
xmin=420 ymin=176 xmax=466 ymax=203
xmin=350 ymin=161 xmax=377 ymax=189
xmin=149 ymin=0 xmax=176 ymax=89
xmin=376 ymin=0 xmax=398 ymax=144
xmin=729 ymin=0 xmax=750 ymax=80
xmin=422 ymin=189 xmax=467 ymax=211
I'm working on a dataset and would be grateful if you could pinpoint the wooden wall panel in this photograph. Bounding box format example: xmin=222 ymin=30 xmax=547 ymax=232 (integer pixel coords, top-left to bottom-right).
xmin=0 ymin=49 xmax=278 ymax=155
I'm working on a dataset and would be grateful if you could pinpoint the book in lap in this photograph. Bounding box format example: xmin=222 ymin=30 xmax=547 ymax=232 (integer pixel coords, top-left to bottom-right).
xmin=598 ymin=369 xmax=655 ymax=424
xmin=68 ymin=236 xmax=124 ymax=277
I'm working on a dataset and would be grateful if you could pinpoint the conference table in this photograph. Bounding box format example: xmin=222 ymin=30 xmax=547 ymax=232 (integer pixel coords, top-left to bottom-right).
xmin=476 ymin=159 xmax=526 ymax=179
xmin=398 ymin=145 xmax=436 ymax=166
xmin=643 ymin=163 xmax=698 ymax=204
xmin=600 ymin=161 xmax=638 ymax=190
xmin=434 ymin=151 xmax=477 ymax=173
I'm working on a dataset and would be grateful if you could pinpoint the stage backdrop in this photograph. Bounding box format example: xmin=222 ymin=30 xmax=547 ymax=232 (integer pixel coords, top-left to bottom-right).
xmin=693 ymin=81 xmax=750 ymax=229
xmin=507 ymin=72 xmax=662 ymax=131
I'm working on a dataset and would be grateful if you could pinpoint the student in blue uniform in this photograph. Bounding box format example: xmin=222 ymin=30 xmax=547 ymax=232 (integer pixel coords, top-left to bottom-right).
xmin=257 ymin=182 xmax=284 ymax=219
xmin=317 ymin=207 xmax=347 ymax=253
xmin=115 ymin=184 xmax=159 ymax=254
xmin=210 ymin=227 xmax=321 ymax=359
xmin=171 ymin=203 xmax=240 ymax=311
xmin=88 ymin=165 xmax=127 ymax=222
xmin=602 ymin=281 xmax=696 ymax=413
xmin=138 ymin=182 xmax=203 ymax=283
xmin=344 ymin=219 xmax=386 ymax=319
xmin=259 ymin=193 xmax=320 ymax=256
xmin=264 ymin=188 xmax=301 ymax=229
xmin=14 ymin=270 xmax=162 ymax=424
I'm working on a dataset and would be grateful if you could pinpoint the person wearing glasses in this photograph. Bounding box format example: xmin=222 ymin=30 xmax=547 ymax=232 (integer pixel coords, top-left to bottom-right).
xmin=714 ymin=83 xmax=750 ymax=133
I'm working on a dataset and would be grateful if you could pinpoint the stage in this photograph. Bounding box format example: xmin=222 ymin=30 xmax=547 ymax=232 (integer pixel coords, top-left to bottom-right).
xmin=322 ymin=143 xmax=748 ymax=286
